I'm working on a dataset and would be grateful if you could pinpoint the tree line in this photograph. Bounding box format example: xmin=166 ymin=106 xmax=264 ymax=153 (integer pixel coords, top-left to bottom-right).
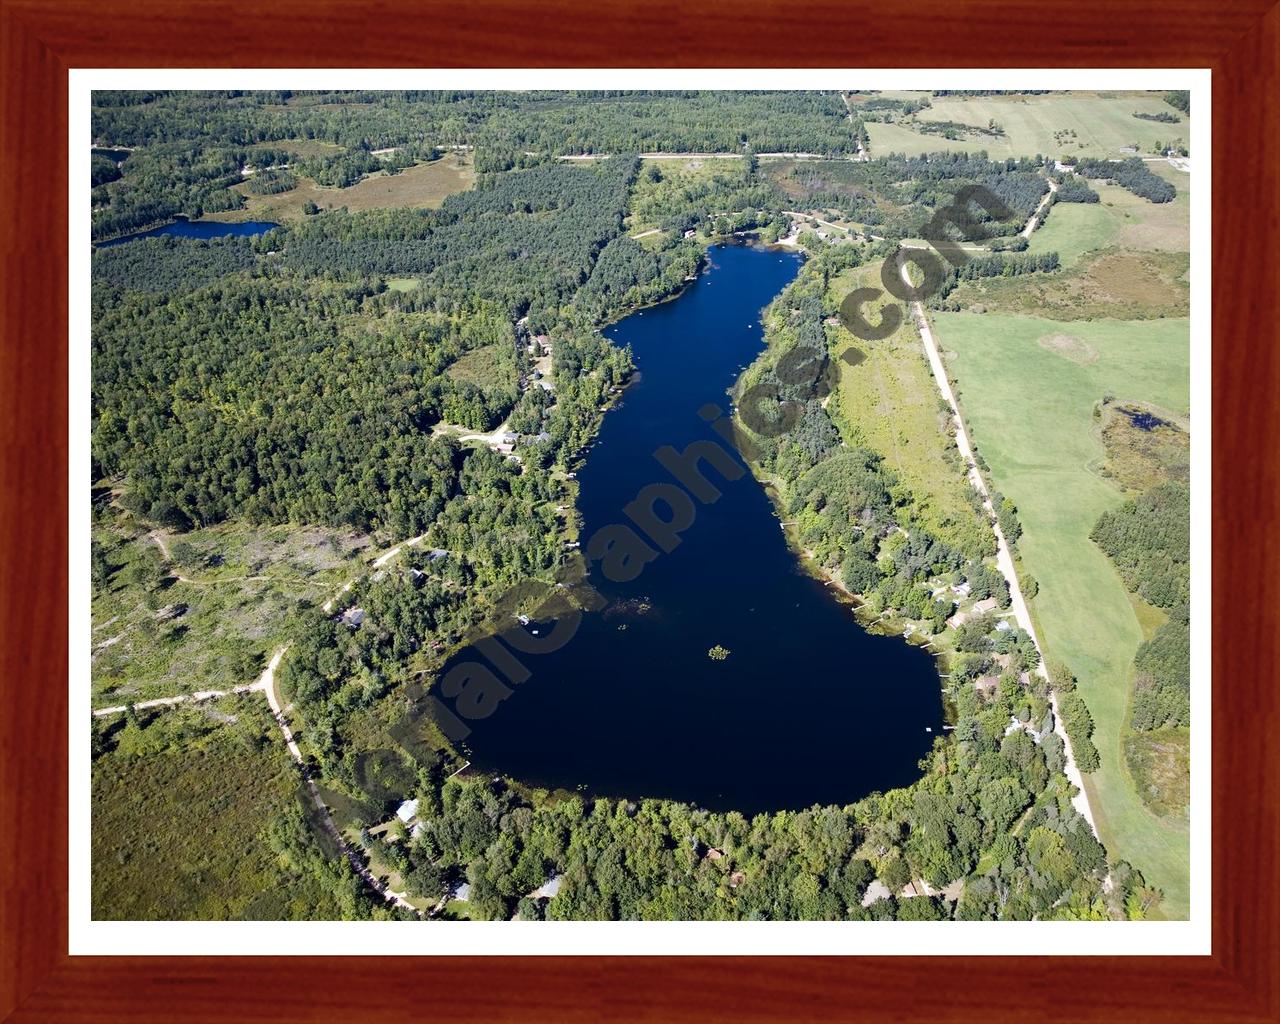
xmin=1070 ymin=158 xmax=1177 ymax=203
xmin=1091 ymin=483 xmax=1190 ymax=730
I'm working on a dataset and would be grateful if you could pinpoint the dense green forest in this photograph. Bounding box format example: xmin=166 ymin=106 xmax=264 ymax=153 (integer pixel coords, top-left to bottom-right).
xmin=91 ymin=91 xmax=857 ymax=240
xmin=933 ymin=251 xmax=1062 ymax=306
xmin=1052 ymin=174 xmax=1100 ymax=203
xmin=92 ymin=234 xmax=259 ymax=293
xmin=92 ymin=158 xmax=641 ymax=535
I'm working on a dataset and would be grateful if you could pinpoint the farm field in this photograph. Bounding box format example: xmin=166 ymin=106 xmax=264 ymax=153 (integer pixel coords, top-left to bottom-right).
xmin=866 ymin=91 xmax=1191 ymax=160
xmin=206 ymin=153 xmax=475 ymax=223
xmin=91 ymin=504 xmax=369 ymax=707
xmin=1029 ymin=164 xmax=1190 ymax=267
xmin=932 ymin=310 xmax=1191 ymax=917
xmin=825 ymin=265 xmax=990 ymax=558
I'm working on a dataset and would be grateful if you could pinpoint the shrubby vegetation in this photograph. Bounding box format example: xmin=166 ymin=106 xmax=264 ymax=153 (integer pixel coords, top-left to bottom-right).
xmin=92 ymin=697 xmax=389 ymax=919
xmin=246 ymin=168 xmax=298 ymax=195
xmin=852 ymin=95 xmax=931 ymax=119
xmin=627 ymin=157 xmax=787 ymax=240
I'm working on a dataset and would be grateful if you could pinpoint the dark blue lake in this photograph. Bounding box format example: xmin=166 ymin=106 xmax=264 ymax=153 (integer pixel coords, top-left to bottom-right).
xmin=98 ymin=219 xmax=279 ymax=247
xmin=448 ymin=243 xmax=943 ymax=815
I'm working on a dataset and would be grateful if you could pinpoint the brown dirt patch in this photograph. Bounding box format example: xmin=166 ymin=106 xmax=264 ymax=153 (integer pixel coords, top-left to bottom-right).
xmin=1037 ymin=332 xmax=1098 ymax=365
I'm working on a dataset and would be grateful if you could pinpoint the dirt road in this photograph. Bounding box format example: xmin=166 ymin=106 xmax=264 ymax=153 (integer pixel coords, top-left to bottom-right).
xmin=902 ymin=258 xmax=1099 ymax=835
xmin=93 ymin=539 xmax=431 ymax=912
xmin=1020 ymin=178 xmax=1059 ymax=239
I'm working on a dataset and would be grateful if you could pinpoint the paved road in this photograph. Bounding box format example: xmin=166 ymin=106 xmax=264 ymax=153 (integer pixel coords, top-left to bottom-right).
xmin=902 ymin=260 xmax=1099 ymax=835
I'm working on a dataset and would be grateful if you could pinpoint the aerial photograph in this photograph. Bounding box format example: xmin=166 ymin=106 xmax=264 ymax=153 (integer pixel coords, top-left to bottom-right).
xmin=88 ymin=87 xmax=1192 ymax=923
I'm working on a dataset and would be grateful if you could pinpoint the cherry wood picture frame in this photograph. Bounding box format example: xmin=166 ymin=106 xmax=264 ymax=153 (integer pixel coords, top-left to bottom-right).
xmin=2 ymin=1 xmax=1277 ymax=1020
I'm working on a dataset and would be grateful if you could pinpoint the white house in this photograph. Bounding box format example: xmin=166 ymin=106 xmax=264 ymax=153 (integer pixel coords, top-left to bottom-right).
xmin=396 ymin=799 xmax=418 ymax=824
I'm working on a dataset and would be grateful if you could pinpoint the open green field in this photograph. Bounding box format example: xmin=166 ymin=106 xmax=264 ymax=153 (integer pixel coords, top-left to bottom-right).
xmin=1029 ymin=166 xmax=1191 ymax=267
xmin=933 ymin=311 xmax=1191 ymax=916
xmin=826 ymin=266 xmax=990 ymax=558
xmin=92 ymin=504 xmax=369 ymax=707
xmin=867 ymin=91 xmax=1191 ymax=160
xmin=206 ymin=153 xmax=475 ymax=224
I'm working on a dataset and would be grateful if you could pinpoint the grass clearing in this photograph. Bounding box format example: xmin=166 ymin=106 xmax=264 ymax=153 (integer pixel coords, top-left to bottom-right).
xmin=1028 ymin=170 xmax=1191 ymax=268
xmin=250 ymin=138 xmax=346 ymax=159
xmin=206 ymin=153 xmax=475 ymax=224
xmin=826 ymin=266 xmax=991 ymax=558
xmin=92 ymin=502 xmax=369 ymax=707
xmin=933 ymin=310 xmax=1190 ymax=916
xmin=1128 ymin=591 xmax=1169 ymax=642
xmin=866 ymin=91 xmax=1191 ymax=160
xmin=446 ymin=343 xmax=513 ymax=390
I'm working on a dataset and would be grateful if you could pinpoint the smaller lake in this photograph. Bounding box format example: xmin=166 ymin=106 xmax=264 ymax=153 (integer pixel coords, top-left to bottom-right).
xmin=97 ymin=220 xmax=279 ymax=248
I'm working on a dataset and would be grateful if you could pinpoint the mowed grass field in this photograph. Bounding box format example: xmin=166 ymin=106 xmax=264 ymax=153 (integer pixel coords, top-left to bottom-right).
xmin=826 ymin=267 xmax=991 ymax=558
xmin=206 ymin=153 xmax=475 ymax=224
xmin=1029 ymin=164 xmax=1191 ymax=267
xmin=867 ymin=91 xmax=1191 ymax=160
xmin=932 ymin=311 xmax=1191 ymax=916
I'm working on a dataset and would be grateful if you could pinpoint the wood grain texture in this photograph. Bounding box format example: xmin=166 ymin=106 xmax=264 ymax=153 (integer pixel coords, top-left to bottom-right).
xmin=0 ymin=1 xmax=1276 ymax=1020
